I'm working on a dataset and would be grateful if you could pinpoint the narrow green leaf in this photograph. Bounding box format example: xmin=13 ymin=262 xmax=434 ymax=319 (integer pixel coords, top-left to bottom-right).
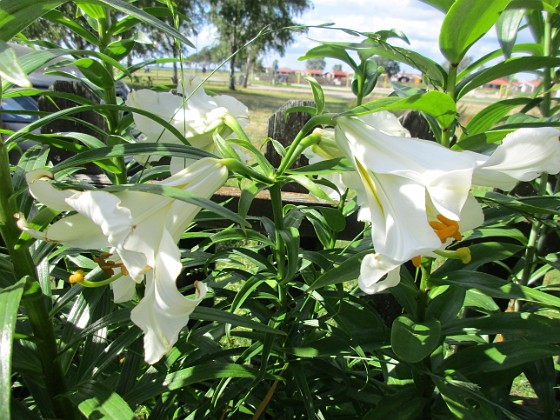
xmin=359 ymin=43 xmax=447 ymax=87
xmin=126 ymin=183 xmax=250 ymax=229
xmin=105 ymin=39 xmax=135 ymax=61
xmin=462 ymin=97 xmax=536 ymax=138
xmin=280 ymin=227 xmax=301 ymax=281
xmin=524 ymin=358 xmax=557 ymax=417
xmin=496 ymin=8 xmax=526 ymax=58
xmin=440 ymin=0 xmax=512 ymax=64
xmin=74 ymin=57 xmax=114 ymax=89
xmin=0 ymin=42 xmax=31 ymax=87
xmin=42 ymin=9 xmax=99 ymax=46
xmin=309 ymin=250 xmax=371 ymax=290
xmin=191 ymin=306 xmax=286 ymax=335
xmin=76 ymin=2 xmax=106 ymax=19
xmin=456 ymin=43 xmax=544 ymax=81
xmin=0 ymin=279 xmax=25 ymax=420
xmin=70 ymin=381 xmax=134 ymax=420
xmin=443 ymin=312 xmax=560 ymax=342
xmin=94 ymin=0 xmax=195 ymax=48
xmin=292 ymin=362 xmax=316 ymax=417
xmin=0 ymin=0 xmax=67 ymax=42
xmin=453 ymin=129 xmax=513 ymax=152
xmin=164 ymin=363 xmax=265 ymax=390
xmin=440 ymin=341 xmax=560 ymax=375
xmin=299 ymin=44 xmax=358 ymax=71
xmin=345 ymin=91 xmax=457 ymax=128
xmin=432 ymin=271 xmax=560 ymax=308
xmin=457 ymin=56 xmax=560 ymax=98
xmin=426 ymin=286 xmax=466 ymax=325
xmin=391 ymin=315 xmax=442 ymax=363
xmin=305 ymin=76 xmax=324 ymax=114
xmin=433 ymin=373 xmax=500 ymax=419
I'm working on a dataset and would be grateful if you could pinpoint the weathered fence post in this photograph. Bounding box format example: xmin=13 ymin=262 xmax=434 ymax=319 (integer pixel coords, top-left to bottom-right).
xmin=266 ymin=100 xmax=315 ymax=192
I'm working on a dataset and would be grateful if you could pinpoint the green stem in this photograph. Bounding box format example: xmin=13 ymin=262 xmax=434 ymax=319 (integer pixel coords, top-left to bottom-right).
xmin=269 ymin=184 xmax=286 ymax=281
xmin=441 ymin=63 xmax=458 ymax=148
xmin=98 ymin=12 xmax=127 ymax=184
xmin=0 ymin=142 xmax=76 ymax=418
xmin=275 ymin=113 xmax=334 ymax=177
xmin=355 ymin=73 xmax=364 ymax=106
xmin=520 ymin=174 xmax=548 ymax=288
xmin=417 ymin=263 xmax=431 ymax=322
xmin=541 ymin=11 xmax=553 ymax=118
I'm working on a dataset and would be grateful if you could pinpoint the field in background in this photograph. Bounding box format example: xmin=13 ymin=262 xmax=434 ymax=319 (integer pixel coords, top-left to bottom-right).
xmin=124 ymin=68 xmax=521 ymax=141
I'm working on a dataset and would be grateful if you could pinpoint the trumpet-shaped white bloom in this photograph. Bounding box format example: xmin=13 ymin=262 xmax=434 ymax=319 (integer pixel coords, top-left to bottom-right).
xmin=22 ymin=158 xmax=228 ymax=363
xmin=126 ymin=75 xmax=249 ymax=174
xmin=334 ymin=112 xmax=560 ymax=294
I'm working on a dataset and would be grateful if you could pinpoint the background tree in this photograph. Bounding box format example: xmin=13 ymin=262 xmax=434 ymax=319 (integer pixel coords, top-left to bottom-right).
xmin=23 ymin=1 xmax=204 ymax=83
xmin=22 ymin=3 xmax=94 ymax=50
xmin=305 ymin=57 xmax=326 ymax=71
xmin=123 ymin=0 xmax=205 ymax=83
xmin=208 ymin=0 xmax=312 ymax=90
xmin=332 ymin=63 xmax=343 ymax=72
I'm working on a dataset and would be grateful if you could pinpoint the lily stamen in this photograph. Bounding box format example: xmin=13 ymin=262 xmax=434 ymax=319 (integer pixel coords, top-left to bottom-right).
xmin=430 ymin=214 xmax=462 ymax=242
xmin=411 ymin=256 xmax=422 ymax=268
xmin=69 ymin=269 xmax=85 ymax=284
xmin=94 ymin=256 xmax=130 ymax=277
xmin=434 ymin=247 xmax=472 ymax=264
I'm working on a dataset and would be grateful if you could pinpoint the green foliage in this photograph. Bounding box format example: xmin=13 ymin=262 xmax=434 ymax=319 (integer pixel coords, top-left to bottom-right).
xmin=1 ymin=0 xmax=560 ymax=418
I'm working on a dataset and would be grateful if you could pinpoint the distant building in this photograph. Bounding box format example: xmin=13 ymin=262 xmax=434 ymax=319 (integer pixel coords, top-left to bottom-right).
xmin=518 ymin=79 xmax=541 ymax=93
xmin=305 ymin=69 xmax=324 ymax=77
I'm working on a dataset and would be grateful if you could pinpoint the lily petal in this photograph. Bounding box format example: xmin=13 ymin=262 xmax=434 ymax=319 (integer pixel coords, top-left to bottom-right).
xmin=130 ymin=229 xmax=207 ymax=364
xmin=358 ymin=254 xmax=402 ymax=294
xmin=26 ymin=169 xmax=78 ymax=212
xmin=127 ymin=75 xmax=249 ymax=173
xmin=336 ymin=114 xmax=475 ymax=220
xmin=111 ymin=276 xmax=137 ymax=303
xmin=470 ymin=127 xmax=560 ymax=190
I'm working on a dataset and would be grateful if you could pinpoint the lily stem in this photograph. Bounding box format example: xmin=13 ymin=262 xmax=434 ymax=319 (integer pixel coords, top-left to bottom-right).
xmin=275 ymin=114 xmax=334 ymax=177
xmin=520 ymin=174 xmax=548 ymax=290
xmin=0 ymin=141 xmax=76 ymax=418
xmin=441 ymin=63 xmax=458 ymax=148
xmin=269 ymin=184 xmax=286 ymax=282
xmin=98 ymin=11 xmax=128 ymax=185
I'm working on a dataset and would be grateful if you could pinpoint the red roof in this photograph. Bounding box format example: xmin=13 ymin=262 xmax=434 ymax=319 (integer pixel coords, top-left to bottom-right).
xmin=277 ymin=67 xmax=297 ymax=74
xmin=305 ymin=69 xmax=324 ymax=76
xmin=487 ymin=78 xmax=510 ymax=86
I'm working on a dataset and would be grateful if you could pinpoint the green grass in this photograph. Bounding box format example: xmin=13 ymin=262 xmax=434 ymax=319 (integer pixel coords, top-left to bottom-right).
xmin=125 ymin=68 xmax=353 ymax=141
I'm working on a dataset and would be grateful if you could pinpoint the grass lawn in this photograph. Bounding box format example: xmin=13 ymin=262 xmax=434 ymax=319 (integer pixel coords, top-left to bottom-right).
xmin=124 ymin=68 xmax=528 ymax=141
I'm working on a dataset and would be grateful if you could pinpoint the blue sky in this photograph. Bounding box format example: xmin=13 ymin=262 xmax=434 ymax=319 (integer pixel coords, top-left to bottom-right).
xmin=191 ymin=0 xmax=534 ymax=78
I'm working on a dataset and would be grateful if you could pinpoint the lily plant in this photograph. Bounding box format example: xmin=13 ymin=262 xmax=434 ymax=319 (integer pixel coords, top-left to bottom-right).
xmin=126 ymin=75 xmax=249 ymax=174
xmin=311 ymin=111 xmax=560 ymax=293
xmin=20 ymin=157 xmax=228 ymax=363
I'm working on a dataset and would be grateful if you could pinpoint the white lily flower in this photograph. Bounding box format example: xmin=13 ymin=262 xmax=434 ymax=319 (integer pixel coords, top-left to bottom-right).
xmin=126 ymin=74 xmax=249 ymax=173
xmin=334 ymin=112 xmax=560 ymax=294
xmin=22 ymin=158 xmax=228 ymax=363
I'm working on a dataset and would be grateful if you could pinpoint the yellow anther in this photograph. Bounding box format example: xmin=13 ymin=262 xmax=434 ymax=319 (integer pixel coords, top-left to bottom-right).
xmin=430 ymin=214 xmax=462 ymax=242
xmin=94 ymin=255 xmax=129 ymax=276
xmin=412 ymin=256 xmax=422 ymax=268
xmin=69 ymin=269 xmax=85 ymax=284
xmin=120 ymin=264 xmax=129 ymax=276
